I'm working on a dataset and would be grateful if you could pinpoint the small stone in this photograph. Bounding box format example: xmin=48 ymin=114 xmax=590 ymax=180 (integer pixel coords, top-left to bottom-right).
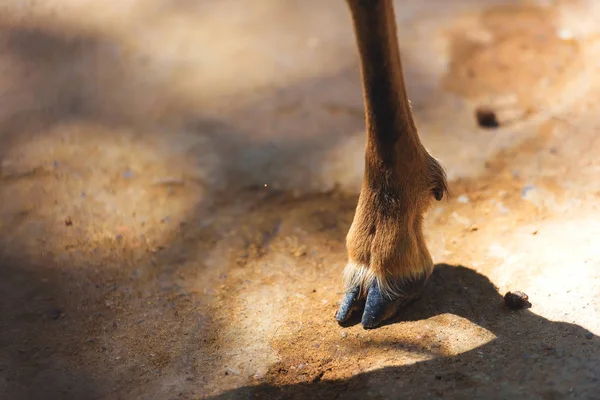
xmin=64 ymin=217 xmax=73 ymax=227
xmin=225 ymin=366 xmax=240 ymax=376
xmin=504 ymin=291 xmax=531 ymax=310
xmin=457 ymin=194 xmax=470 ymax=204
xmin=340 ymin=331 xmax=348 ymax=338
xmin=585 ymin=332 xmax=594 ymax=340
xmin=475 ymin=107 xmax=500 ymax=128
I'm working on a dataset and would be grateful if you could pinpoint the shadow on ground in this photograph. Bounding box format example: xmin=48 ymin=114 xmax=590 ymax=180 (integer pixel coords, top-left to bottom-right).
xmin=210 ymin=264 xmax=600 ymax=400
xmin=0 ymin=17 xmax=364 ymax=400
xmin=1 ymin=1 xmax=599 ymax=399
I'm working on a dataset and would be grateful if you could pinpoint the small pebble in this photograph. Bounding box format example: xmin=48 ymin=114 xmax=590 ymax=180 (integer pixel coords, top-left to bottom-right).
xmin=585 ymin=332 xmax=594 ymax=340
xmin=340 ymin=331 xmax=348 ymax=338
xmin=504 ymin=291 xmax=531 ymax=310
xmin=475 ymin=107 xmax=500 ymax=128
xmin=64 ymin=217 xmax=73 ymax=227
xmin=225 ymin=367 xmax=240 ymax=376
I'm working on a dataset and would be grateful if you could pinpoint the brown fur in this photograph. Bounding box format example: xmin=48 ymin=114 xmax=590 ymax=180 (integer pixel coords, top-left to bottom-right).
xmin=344 ymin=0 xmax=448 ymax=298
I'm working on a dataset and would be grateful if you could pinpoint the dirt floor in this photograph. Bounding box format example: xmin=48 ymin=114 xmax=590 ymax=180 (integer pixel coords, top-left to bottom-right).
xmin=1 ymin=0 xmax=599 ymax=399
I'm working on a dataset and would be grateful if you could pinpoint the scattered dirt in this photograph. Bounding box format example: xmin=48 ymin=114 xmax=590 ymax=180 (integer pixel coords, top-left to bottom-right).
xmin=0 ymin=1 xmax=599 ymax=399
xmin=443 ymin=3 xmax=585 ymax=125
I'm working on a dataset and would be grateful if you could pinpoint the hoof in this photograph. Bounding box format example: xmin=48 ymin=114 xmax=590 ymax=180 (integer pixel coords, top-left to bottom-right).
xmin=336 ymin=273 xmax=429 ymax=329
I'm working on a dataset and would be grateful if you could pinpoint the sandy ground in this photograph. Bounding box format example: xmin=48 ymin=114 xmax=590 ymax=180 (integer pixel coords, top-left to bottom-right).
xmin=0 ymin=0 xmax=599 ymax=399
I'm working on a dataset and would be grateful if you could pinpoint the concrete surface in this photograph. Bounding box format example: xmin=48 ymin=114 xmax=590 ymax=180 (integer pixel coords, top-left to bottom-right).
xmin=0 ymin=0 xmax=599 ymax=399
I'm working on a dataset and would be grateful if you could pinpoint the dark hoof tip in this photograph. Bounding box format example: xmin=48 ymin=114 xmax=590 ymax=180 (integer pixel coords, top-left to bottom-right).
xmin=361 ymin=282 xmax=409 ymax=329
xmin=335 ymin=286 xmax=362 ymax=323
xmin=335 ymin=274 xmax=430 ymax=329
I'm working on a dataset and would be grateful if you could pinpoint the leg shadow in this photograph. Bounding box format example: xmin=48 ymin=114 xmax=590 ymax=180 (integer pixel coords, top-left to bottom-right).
xmin=208 ymin=264 xmax=600 ymax=399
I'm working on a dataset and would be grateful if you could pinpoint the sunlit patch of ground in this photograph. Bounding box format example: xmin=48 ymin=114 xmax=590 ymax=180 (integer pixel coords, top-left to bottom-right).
xmin=0 ymin=0 xmax=599 ymax=399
